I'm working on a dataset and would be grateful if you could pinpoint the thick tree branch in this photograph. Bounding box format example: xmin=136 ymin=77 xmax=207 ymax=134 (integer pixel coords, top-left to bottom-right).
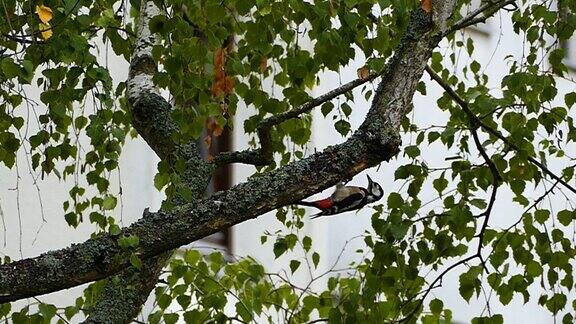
xmin=85 ymin=2 xmax=212 ymax=322
xmin=0 ymin=3 xmax=459 ymax=304
xmin=212 ymin=72 xmax=380 ymax=166
xmin=125 ymin=2 xmax=212 ymax=182
xmin=82 ymin=253 xmax=172 ymax=324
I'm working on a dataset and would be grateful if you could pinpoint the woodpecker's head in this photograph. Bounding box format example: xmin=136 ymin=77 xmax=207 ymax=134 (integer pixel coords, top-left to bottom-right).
xmin=366 ymin=175 xmax=383 ymax=202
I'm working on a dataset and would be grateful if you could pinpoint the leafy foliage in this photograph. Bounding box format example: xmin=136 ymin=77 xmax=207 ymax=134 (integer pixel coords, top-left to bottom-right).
xmin=1 ymin=0 xmax=576 ymax=322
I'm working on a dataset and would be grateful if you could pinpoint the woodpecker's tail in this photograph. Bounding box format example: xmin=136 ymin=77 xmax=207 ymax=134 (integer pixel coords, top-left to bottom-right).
xmin=310 ymin=211 xmax=329 ymax=219
xmin=296 ymin=200 xmax=318 ymax=207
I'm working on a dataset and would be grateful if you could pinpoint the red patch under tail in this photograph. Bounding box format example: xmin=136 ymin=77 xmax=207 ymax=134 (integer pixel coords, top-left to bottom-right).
xmin=311 ymin=197 xmax=333 ymax=210
xmin=297 ymin=198 xmax=333 ymax=210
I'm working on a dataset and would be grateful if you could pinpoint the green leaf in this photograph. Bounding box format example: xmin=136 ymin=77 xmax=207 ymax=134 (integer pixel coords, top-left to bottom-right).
xmin=433 ymin=175 xmax=448 ymax=195
xmin=497 ymin=284 xmax=513 ymax=305
xmin=273 ymin=238 xmax=287 ymax=259
xmin=534 ymin=209 xmax=550 ymax=224
xmin=38 ymin=303 xmax=57 ymax=321
xmin=428 ymin=131 xmax=440 ymax=143
xmin=416 ymin=81 xmax=427 ymax=95
xmin=429 ymin=298 xmax=443 ymax=315
xmin=459 ymin=276 xmax=475 ymax=302
xmin=334 ymin=120 xmax=351 ymax=136
xmin=557 ymin=210 xmax=573 ymax=226
xmin=157 ymin=294 xmax=172 ymax=310
xmin=154 ymin=172 xmax=170 ymax=190
xmin=289 ymin=260 xmax=301 ymax=274
xmin=1 ymin=58 xmax=20 ymax=79
xmin=341 ymin=103 xmax=352 ymax=117
xmin=102 ymin=196 xmax=117 ymax=210
xmin=387 ymin=192 xmax=404 ymax=209
xmin=64 ymin=213 xmax=78 ymax=227
xmin=236 ymin=302 xmax=252 ymax=322
xmin=109 ymin=224 xmax=121 ymax=236
xmin=472 ymin=314 xmax=504 ymax=324
xmin=184 ymin=250 xmax=201 ymax=265
xmin=312 ymin=252 xmax=320 ymax=268
xmin=163 ymin=313 xmax=179 ymax=324
xmin=176 ymin=295 xmax=191 ymax=309
xmin=130 ymin=254 xmax=142 ymax=269
xmin=526 ymin=260 xmax=543 ymax=277
xmin=321 ymin=102 xmax=335 ymax=116
xmin=565 ymin=92 xmax=576 ymax=108
xmin=118 ymin=235 xmax=139 ymax=249
xmin=545 ymin=293 xmax=567 ymax=314
xmin=404 ymin=145 xmax=420 ymax=159
xmin=64 ymin=306 xmax=77 ymax=320
xmin=302 ymin=236 xmax=312 ymax=252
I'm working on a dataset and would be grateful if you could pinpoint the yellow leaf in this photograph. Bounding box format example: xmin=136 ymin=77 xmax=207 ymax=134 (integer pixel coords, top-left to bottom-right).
xmin=35 ymin=5 xmax=53 ymax=24
xmin=39 ymin=23 xmax=53 ymax=40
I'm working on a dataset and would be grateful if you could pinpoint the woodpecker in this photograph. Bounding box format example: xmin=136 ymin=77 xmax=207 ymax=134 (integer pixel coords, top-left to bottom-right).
xmin=297 ymin=175 xmax=384 ymax=219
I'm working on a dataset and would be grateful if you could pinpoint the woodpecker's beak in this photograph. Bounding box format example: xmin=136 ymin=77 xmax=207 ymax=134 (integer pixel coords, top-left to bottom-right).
xmin=367 ymin=175 xmax=374 ymax=188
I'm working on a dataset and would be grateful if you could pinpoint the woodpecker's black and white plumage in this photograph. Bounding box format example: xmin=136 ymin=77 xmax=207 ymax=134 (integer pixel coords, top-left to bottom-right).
xmin=297 ymin=175 xmax=384 ymax=219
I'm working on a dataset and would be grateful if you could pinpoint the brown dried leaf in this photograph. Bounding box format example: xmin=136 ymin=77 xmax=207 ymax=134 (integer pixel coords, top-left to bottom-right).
xmin=203 ymin=135 xmax=212 ymax=150
xmin=221 ymin=76 xmax=235 ymax=95
xmin=421 ymin=0 xmax=432 ymax=13
xmin=259 ymin=56 xmax=268 ymax=73
xmin=214 ymin=47 xmax=225 ymax=79
xmin=212 ymin=123 xmax=223 ymax=137
xmin=206 ymin=118 xmax=216 ymax=131
xmin=357 ymin=66 xmax=370 ymax=80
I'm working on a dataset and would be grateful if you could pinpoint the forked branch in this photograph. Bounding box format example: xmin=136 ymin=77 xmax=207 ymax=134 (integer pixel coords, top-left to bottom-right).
xmin=424 ymin=66 xmax=576 ymax=196
xmin=212 ymin=72 xmax=380 ymax=166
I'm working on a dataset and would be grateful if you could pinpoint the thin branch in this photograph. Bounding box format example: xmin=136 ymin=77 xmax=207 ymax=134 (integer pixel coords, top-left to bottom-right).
xmin=476 ymin=184 xmax=498 ymax=273
xmin=398 ymin=65 xmax=513 ymax=322
xmin=424 ymin=66 xmax=576 ymax=196
xmin=411 ymin=212 xmax=449 ymax=223
xmin=1 ymin=33 xmax=46 ymax=44
xmin=445 ymin=0 xmax=518 ymax=36
xmin=396 ymin=255 xmax=478 ymax=323
xmin=492 ymin=179 xmax=561 ymax=251
xmin=307 ymin=319 xmax=328 ymax=324
xmin=212 ymin=72 xmax=380 ymax=166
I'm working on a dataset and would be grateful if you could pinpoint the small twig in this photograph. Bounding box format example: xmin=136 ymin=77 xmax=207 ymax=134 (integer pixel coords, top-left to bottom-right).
xmin=411 ymin=212 xmax=449 ymax=223
xmin=446 ymin=0 xmax=518 ymax=36
xmin=492 ymin=179 xmax=561 ymax=251
xmin=32 ymin=297 xmax=70 ymax=324
xmin=396 ymin=255 xmax=478 ymax=323
xmin=1 ymin=33 xmax=46 ymax=44
xmin=307 ymin=319 xmax=329 ymax=324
